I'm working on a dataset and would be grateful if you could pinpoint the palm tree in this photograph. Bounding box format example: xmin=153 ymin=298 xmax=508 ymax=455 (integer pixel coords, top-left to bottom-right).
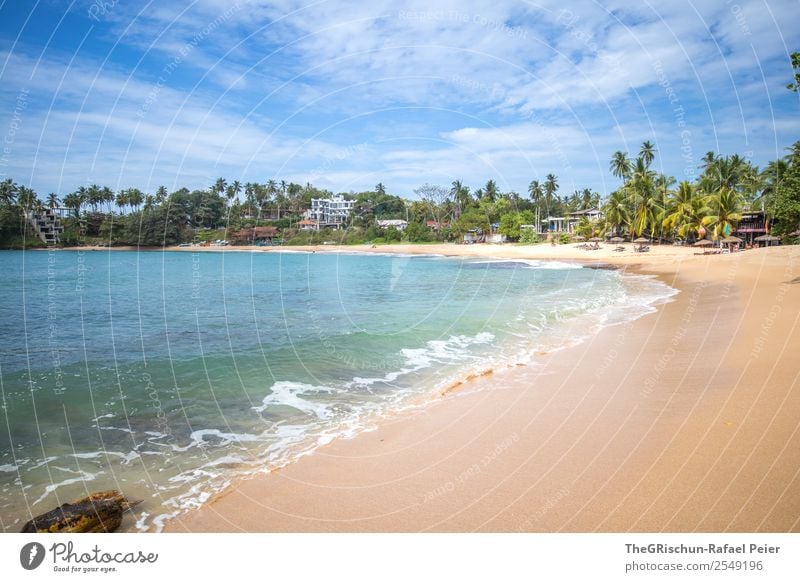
xmin=625 ymin=160 xmax=660 ymax=237
xmin=759 ymin=159 xmax=788 ymax=216
xmin=702 ymin=187 xmax=743 ymax=241
xmin=528 ymin=179 xmax=543 ymax=229
xmin=47 ymin=192 xmax=60 ymax=209
xmin=609 ymin=151 xmax=632 ymax=182
xmin=640 ymin=141 xmax=656 ymax=168
xmin=450 ymin=180 xmax=471 ymax=214
xmin=116 ymin=190 xmax=129 ymax=213
xmin=603 ymin=190 xmax=629 ymax=236
xmin=701 ymin=151 xmax=717 ymax=169
xmin=544 ymin=174 xmax=558 ymax=219
xmin=663 ymin=181 xmax=701 ymax=239
xmin=375 ymin=182 xmax=386 ymax=196
xmin=17 ymin=186 xmax=38 ymax=210
xmin=86 ymin=184 xmax=102 ymax=212
xmin=155 ymin=186 xmax=168 ymax=203
xmin=580 ymin=188 xmax=598 ymax=210
xmin=101 ymin=186 xmax=115 ymax=213
xmin=213 ymin=177 xmax=227 ymax=196
xmin=483 ymin=180 xmax=498 ymax=202
xmin=0 ymin=179 xmax=16 ymax=206
xmin=127 ymin=188 xmax=143 ymax=211
xmin=63 ymin=192 xmax=83 ymax=218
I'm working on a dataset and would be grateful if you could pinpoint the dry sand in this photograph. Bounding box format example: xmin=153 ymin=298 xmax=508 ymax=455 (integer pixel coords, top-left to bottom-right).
xmin=156 ymin=243 xmax=800 ymax=532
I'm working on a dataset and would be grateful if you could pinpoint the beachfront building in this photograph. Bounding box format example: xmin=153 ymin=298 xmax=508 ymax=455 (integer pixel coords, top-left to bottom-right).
xmin=541 ymin=216 xmax=567 ymax=234
xmin=567 ymin=208 xmax=603 ymax=233
xmin=377 ymin=219 xmax=408 ymax=231
xmin=426 ymin=220 xmax=449 ymax=231
xmin=539 ymin=209 xmax=603 ymax=235
xmin=305 ymin=194 xmax=354 ymax=229
xmin=735 ymin=210 xmax=768 ymax=245
xmin=231 ymin=226 xmax=278 ymax=245
xmin=25 ymin=208 xmax=64 ymax=245
xmin=297 ymin=219 xmax=318 ymax=231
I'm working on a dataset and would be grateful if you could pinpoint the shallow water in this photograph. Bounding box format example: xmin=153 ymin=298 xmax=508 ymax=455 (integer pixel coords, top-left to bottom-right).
xmin=0 ymin=249 xmax=675 ymax=531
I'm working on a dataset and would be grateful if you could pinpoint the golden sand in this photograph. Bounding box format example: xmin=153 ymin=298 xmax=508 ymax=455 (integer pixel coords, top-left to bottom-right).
xmin=154 ymin=243 xmax=800 ymax=532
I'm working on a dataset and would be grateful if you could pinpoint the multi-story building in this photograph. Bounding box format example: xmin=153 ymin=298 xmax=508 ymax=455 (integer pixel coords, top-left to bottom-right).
xmin=305 ymin=194 xmax=354 ymax=228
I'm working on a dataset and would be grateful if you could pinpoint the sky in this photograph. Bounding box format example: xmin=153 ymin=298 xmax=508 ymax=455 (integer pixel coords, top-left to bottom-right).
xmin=0 ymin=0 xmax=799 ymax=200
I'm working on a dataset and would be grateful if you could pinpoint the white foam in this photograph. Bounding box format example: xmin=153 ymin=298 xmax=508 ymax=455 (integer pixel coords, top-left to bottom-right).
xmin=32 ymin=472 xmax=100 ymax=506
xmin=351 ymin=332 xmax=495 ymax=387
xmin=253 ymin=382 xmax=334 ymax=419
xmin=471 ymin=259 xmax=583 ymax=270
xmin=0 ymin=464 xmax=19 ymax=473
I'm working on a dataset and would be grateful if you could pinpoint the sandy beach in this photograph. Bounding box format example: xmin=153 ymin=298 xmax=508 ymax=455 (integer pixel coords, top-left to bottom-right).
xmin=144 ymin=242 xmax=800 ymax=532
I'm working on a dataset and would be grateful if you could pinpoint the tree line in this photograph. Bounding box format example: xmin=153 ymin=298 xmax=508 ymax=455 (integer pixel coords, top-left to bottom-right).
xmin=0 ymin=139 xmax=798 ymax=247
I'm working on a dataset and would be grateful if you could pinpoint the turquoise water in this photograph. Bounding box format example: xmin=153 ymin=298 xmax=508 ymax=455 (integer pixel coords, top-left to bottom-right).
xmin=0 ymin=249 xmax=674 ymax=531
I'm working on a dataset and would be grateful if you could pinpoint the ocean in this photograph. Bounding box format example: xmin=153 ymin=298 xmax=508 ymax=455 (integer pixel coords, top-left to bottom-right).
xmin=0 ymin=249 xmax=675 ymax=531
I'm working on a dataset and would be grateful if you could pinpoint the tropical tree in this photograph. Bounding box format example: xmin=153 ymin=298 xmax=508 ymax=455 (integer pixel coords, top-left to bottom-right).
xmin=662 ymin=181 xmax=708 ymax=240
xmin=450 ymin=180 xmax=471 ymax=214
xmin=640 ymin=141 xmax=656 ymax=168
xmin=101 ymin=186 xmax=115 ymax=213
xmin=701 ymin=151 xmax=717 ymax=169
xmin=609 ymin=151 xmax=632 ymax=182
xmin=116 ymin=190 xmax=129 ymax=213
xmin=0 ymin=179 xmax=18 ymax=206
xmin=483 ymin=180 xmax=498 ymax=203
xmin=17 ymin=186 xmax=38 ymax=210
xmin=46 ymin=192 xmax=60 ymax=209
xmin=771 ymin=141 xmax=800 ymax=234
xmin=603 ymin=190 xmax=629 ymax=236
xmin=155 ymin=186 xmax=168 ymax=204
xmin=63 ymin=192 xmax=83 ymax=217
xmin=127 ymin=188 xmax=144 ymax=211
xmin=625 ymin=159 xmax=660 ymax=237
xmin=544 ymin=174 xmax=558 ymax=218
xmin=702 ymin=187 xmax=743 ymax=241
xmin=787 ymin=51 xmax=800 ymax=92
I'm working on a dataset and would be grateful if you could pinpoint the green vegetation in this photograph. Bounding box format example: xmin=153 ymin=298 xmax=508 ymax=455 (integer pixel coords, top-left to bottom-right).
xmin=1 ymin=138 xmax=799 ymax=249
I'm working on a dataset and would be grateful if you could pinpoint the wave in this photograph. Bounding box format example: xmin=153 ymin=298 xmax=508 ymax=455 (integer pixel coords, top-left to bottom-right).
xmin=351 ymin=332 xmax=495 ymax=388
xmin=252 ymin=382 xmax=335 ymax=419
xmin=470 ymin=258 xmax=584 ymax=270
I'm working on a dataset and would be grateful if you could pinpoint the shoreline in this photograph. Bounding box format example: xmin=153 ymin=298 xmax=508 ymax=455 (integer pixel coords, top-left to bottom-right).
xmin=161 ymin=244 xmax=800 ymax=532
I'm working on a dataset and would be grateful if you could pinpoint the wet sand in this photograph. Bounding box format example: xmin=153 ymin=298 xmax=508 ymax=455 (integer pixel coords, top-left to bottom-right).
xmin=157 ymin=244 xmax=800 ymax=532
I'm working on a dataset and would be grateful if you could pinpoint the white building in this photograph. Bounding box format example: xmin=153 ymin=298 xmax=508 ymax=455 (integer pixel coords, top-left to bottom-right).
xmin=377 ymin=219 xmax=408 ymax=231
xmin=305 ymin=194 xmax=354 ymax=228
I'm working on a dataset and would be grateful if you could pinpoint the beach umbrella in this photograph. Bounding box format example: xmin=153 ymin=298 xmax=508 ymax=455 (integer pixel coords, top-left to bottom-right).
xmin=633 ymin=237 xmax=649 ymax=243
xmin=572 ymin=235 xmax=585 ymax=241
xmin=693 ymin=239 xmax=712 ymax=247
xmin=609 ymin=236 xmax=624 ymax=243
xmin=754 ymin=234 xmax=780 ymax=246
xmin=722 ymin=235 xmax=742 ymax=244
xmin=588 ymin=237 xmax=602 ymax=242
xmin=789 ymin=230 xmax=800 ymax=236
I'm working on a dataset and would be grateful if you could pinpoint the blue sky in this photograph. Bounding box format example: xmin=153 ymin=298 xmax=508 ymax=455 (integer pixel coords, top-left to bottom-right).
xmin=1 ymin=0 xmax=799 ymax=199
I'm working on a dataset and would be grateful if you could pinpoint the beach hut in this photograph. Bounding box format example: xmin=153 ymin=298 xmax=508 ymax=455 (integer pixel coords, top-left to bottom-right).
xmin=754 ymin=234 xmax=780 ymax=247
xmin=722 ymin=235 xmax=743 ymax=251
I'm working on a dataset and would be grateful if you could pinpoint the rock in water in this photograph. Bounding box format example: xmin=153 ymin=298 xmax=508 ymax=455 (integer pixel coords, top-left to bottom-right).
xmin=20 ymin=490 xmax=141 ymax=533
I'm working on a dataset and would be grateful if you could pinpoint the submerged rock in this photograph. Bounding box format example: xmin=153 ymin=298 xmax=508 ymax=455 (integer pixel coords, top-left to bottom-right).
xmin=21 ymin=490 xmax=141 ymax=533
